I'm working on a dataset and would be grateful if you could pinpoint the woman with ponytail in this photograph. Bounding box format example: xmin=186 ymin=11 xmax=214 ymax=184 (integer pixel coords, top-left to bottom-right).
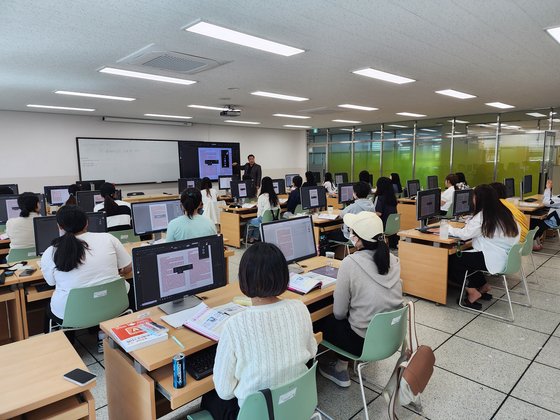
xmin=94 ymin=182 xmax=131 ymax=231
xmin=166 ymin=188 xmax=217 ymax=242
xmin=315 ymin=211 xmax=403 ymax=388
xmin=6 ymin=192 xmax=41 ymax=249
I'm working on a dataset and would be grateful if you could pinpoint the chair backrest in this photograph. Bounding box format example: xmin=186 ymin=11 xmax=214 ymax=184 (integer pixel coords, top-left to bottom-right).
xmin=261 ymin=208 xmax=280 ymax=223
xmin=109 ymin=228 xmax=140 ymax=244
xmin=294 ymin=204 xmax=304 ymax=215
xmin=520 ymin=227 xmax=538 ymax=256
xmin=7 ymin=247 xmax=37 ymax=263
xmin=0 ymin=224 xmax=5 ymax=234
xmin=384 ymin=213 xmax=401 ymax=236
xmin=359 ymin=305 xmax=409 ymax=361
xmin=501 ymin=243 xmax=523 ymax=275
xmin=444 ymin=205 xmax=454 ymax=219
xmin=238 ymin=363 xmax=318 ymax=420
xmin=62 ymin=277 xmax=129 ymax=328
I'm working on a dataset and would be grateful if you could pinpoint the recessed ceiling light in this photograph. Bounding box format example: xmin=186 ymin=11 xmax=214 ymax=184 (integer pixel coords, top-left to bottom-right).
xmin=352 ymin=68 xmax=415 ymax=84
xmin=251 ymin=91 xmax=309 ymax=101
xmin=387 ymin=124 xmax=408 ymax=128
xmin=99 ymin=67 xmax=196 ymax=85
xmin=526 ymin=112 xmax=547 ymax=118
xmin=224 ymin=120 xmax=260 ymax=125
xmin=396 ymin=112 xmax=427 ymax=118
xmin=184 ymin=21 xmax=304 ymax=56
xmin=448 ymin=119 xmax=470 ymax=124
xmin=485 ymin=102 xmax=514 ymax=109
xmin=188 ymin=104 xmax=234 ymax=111
xmin=338 ymin=104 xmax=378 ymax=111
xmin=54 ymin=90 xmax=135 ymax=101
xmin=27 ymin=104 xmax=95 ymax=112
xmin=273 ymin=113 xmax=310 ymax=119
xmin=283 ymin=125 xmax=312 ymax=129
xmin=332 ymin=119 xmax=362 ymax=124
xmin=420 ymin=128 xmax=438 ymax=132
xmin=435 ymin=89 xmax=476 ymax=99
xmin=144 ymin=113 xmax=192 ymax=119
xmin=545 ymin=26 xmax=560 ymax=44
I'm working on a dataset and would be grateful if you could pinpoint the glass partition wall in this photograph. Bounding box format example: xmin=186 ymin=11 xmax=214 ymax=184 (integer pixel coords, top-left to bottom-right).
xmin=308 ymin=109 xmax=558 ymax=192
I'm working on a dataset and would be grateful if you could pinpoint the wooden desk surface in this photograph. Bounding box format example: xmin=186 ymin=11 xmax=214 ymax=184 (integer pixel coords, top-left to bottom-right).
xmin=124 ymin=194 xmax=179 ymax=204
xmin=398 ymin=198 xmax=416 ymax=204
xmin=311 ymin=209 xmax=343 ymax=226
xmin=398 ymin=222 xmax=465 ymax=245
xmin=0 ymin=331 xmax=95 ymax=418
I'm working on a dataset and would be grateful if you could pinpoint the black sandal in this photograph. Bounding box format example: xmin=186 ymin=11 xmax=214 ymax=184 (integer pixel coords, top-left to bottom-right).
xmin=480 ymin=293 xmax=493 ymax=301
xmin=460 ymin=298 xmax=482 ymax=310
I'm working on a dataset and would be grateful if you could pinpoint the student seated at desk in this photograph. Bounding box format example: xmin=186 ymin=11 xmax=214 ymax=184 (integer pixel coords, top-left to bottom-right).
xmin=201 ymin=242 xmax=317 ymax=420
xmin=391 ymin=172 xmax=403 ymax=195
xmin=246 ymin=177 xmax=279 ymax=243
xmin=166 ymin=188 xmax=217 ymax=242
xmin=200 ymin=177 xmax=219 ymax=224
xmin=94 ymin=183 xmax=132 ymax=231
xmin=374 ymin=177 xmax=398 ymax=249
xmin=532 ymin=179 xmax=560 ymax=250
xmin=323 ymin=172 xmax=336 ymax=194
xmin=301 ymin=171 xmax=316 ymax=188
xmin=6 ymin=192 xmax=41 ymax=249
xmin=41 ymin=206 xmax=132 ymax=338
xmin=455 ymin=172 xmax=470 ymax=190
xmin=64 ymin=184 xmax=79 ymax=206
xmin=284 ymin=175 xmax=303 ymax=217
xmin=447 ymin=185 xmax=519 ymax=310
xmin=440 ymin=173 xmax=459 ymax=213
xmin=315 ymin=212 xmax=403 ymax=387
xmin=489 ymin=182 xmax=528 ymax=243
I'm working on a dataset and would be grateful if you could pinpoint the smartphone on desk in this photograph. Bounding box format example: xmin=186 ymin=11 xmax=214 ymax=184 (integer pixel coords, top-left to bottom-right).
xmin=63 ymin=368 xmax=96 ymax=386
xmin=19 ymin=268 xmax=37 ymax=277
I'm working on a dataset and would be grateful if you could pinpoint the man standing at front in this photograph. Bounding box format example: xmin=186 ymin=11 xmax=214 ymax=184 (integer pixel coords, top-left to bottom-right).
xmin=241 ymin=154 xmax=262 ymax=189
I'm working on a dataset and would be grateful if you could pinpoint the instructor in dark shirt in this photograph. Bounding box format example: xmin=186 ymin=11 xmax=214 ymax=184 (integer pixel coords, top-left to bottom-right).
xmin=241 ymin=154 xmax=262 ymax=188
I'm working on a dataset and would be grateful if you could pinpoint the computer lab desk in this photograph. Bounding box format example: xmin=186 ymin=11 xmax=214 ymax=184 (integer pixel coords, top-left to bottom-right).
xmin=396 ymin=198 xmax=420 ymax=231
xmin=123 ymin=194 xmax=180 ymax=204
xmin=99 ymin=256 xmax=340 ymax=420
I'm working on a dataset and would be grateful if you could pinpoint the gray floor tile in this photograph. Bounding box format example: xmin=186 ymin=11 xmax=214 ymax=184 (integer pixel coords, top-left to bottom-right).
xmin=484 ymin=301 xmax=560 ymax=334
xmin=95 ymin=405 xmax=109 ymax=420
xmin=87 ymin=362 xmax=107 ymax=409
xmin=353 ymin=394 xmax=424 ymax=420
xmin=522 ymin=271 xmax=560 ymax=296
xmin=494 ymin=396 xmax=560 ymax=420
xmin=512 ymin=362 xmax=560 ymax=414
xmin=355 ymin=351 xmax=402 ymax=391
xmin=555 ymin=328 xmax=560 ymax=338
xmin=415 ymin=324 xmax=451 ymax=351
xmin=456 ymin=316 xmax=549 ymax=359
xmin=73 ymin=339 xmax=97 ymax=366
xmin=521 ymin=289 xmax=560 ymax=313
xmin=542 ymin=258 xmax=560 ymax=270
xmin=535 ymin=336 xmax=560 ymax=370
xmin=77 ymin=331 xmax=104 ymax=362
xmin=435 ymin=336 xmax=530 ymax=392
xmin=414 ymin=299 xmax=476 ymax=334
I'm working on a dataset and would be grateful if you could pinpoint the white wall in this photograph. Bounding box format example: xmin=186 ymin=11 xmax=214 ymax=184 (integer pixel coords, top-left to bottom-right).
xmin=0 ymin=110 xmax=307 ymax=194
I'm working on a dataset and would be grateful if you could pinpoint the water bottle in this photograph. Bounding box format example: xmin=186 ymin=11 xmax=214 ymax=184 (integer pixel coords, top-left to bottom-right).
xmin=440 ymin=220 xmax=449 ymax=240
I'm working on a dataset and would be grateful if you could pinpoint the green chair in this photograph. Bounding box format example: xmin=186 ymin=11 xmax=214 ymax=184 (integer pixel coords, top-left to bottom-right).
xmin=441 ymin=205 xmax=454 ymax=219
xmin=384 ymin=213 xmax=401 ymax=236
xmin=187 ymin=362 xmax=321 ymax=420
xmin=245 ymin=209 xmax=280 ymax=247
xmin=520 ymin=227 xmax=539 ymax=284
xmin=459 ymin=243 xmax=527 ymax=322
xmin=48 ymin=277 xmax=132 ymax=332
xmin=320 ymin=306 xmax=409 ymax=420
xmin=7 ymin=247 xmax=37 ymax=263
xmin=109 ymin=228 xmax=140 ymax=244
xmin=0 ymin=224 xmax=5 ymax=234
xmin=294 ymin=204 xmax=305 ymax=215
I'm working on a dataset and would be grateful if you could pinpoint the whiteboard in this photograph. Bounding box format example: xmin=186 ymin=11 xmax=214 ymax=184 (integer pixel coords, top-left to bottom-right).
xmin=77 ymin=138 xmax=180 ymax=184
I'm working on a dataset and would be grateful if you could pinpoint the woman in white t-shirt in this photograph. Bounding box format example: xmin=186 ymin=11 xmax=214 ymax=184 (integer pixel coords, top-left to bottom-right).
xmin=440 ymin=173 xmax=459 ymax=213
xmin=323 ymin=172 xmax=337 ymax=194
xmin=246 ymin=177 xmax=280 ymax=243
xmin=6 ymin=192 xmax=41 ymax=249
xmin=200 ymin=177 xmax=219 ymax=224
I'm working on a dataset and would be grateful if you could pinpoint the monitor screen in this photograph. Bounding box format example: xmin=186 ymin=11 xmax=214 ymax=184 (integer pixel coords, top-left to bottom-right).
xmin=522 ymin=174 xmax=532 ymax=195
xmin=338 ymin=183 xmax=354 ymax=204
xmin=504 ymin=178 xmax=515 ymax=198
xmin=407 ymin=180 xmax=421 ymax=198
xmin=427 ymin=175 xmax=438 ymax=190
xmin=0 ymin=184 xmax=19 ymax=195
xmin=301 ymin=186 xmax=327 ymax=210
xmin=334 ymin=173 xmax=348 ymax=185
xmin=178 ymin=178 xmax=201 ymax=194
xmin=197 ymin=147 xmax=233 ymax=180
xmin=0 ymin=194 xmax=47 ymax=224
xmin=416 ymin=189 xmax=441 ymax=221
xmin=285 ymin=174 xmax=299 ymax=188
xmin=132 ymin=235 xmax=226 ymax=311
xmin=272 ymin=179 xmax=286 ymax=195
xmin=230 ymin=180 xmax=256 ymax=200
xmin=260 ymin=216 xmax=317 ymax=264
xmin=218 ymin=175 xmax=232 ymax=190
xmin=76 ymin=190 xmax=104 ymax=212
xmin=452 ymin=189 xmax=473 ymax=217
xmin=131 ymin=200 xmax=183 ymax=235
xmin=44 ymin=185 xmax=71 ymax=206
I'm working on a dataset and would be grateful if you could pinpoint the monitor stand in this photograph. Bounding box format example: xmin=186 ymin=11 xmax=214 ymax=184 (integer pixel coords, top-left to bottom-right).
xmin=149 ymin=232 xmax=163 ymax=244
xmin=159 ymin=295 xmax=202 ymax=315
xmin=416 ymin=219 xmax=429 ymax=232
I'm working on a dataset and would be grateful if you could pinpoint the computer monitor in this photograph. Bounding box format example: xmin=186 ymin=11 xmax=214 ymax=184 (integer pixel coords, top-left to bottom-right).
xmin=334 ymin=172 xmax=348 ymax=185
xmin=504 ymin=178 xmax=515 ymax=198
xmin=260 ymin=216 xmax=317 ymax=264
xmin=301 ymin=186 xmax=327 ymax=210
xmin=33 ymin=212 xmax=107 ymax=255
xmin=178 ymin=178 xmax=201 ymax=194
xmin=522 ymin=174 xmax=533 ymax=196
xmin=312 ymin=171 xmax=321 ymax=185
xmin=76 ymin=190 xmax=104 ymax=212
xmin=406 ymin=180 xmax=421 ymax=198
xmin=338 ymin=183 xmax=354 ymax=204
xmin=427 ymin=175 xmax=439 ymax=190
xmin=132 ymin=235 xmax=227 ymax=314
xmin=415 ymin=188 xmax=441 ymax=229
xmin=285 ymin=173 xmax=299 ymax=188
xmin=76 ymin=180 xmax=105 ymax=191
xmin=271 ymin=179 xmax=286 ymax=195
xmin=44 ymin=185 xmax=71 ymax=206
xmin=0 ymin=193 xmax=47 ymax=224
xmin=230 ymin=180 xmax=256 ymax=200
xmin=452 ymin=189 xmax=474 ymax=218
xmin=0 ymin=184 xmax=18 ymax=195
xmin=218 ymin=175 xmax=232 ymax=191
xmin=131 ymin=200 xmax=183 ymax=236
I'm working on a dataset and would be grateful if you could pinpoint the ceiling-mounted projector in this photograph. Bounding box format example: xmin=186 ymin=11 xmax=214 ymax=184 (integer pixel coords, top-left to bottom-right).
xmin=220 ymin=105 xmax=241 ymax=117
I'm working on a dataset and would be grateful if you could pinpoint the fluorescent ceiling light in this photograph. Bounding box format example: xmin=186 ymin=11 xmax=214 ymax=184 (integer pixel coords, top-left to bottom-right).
xmin=185 ymin=21 xmax=304 ymax=57
xmin=485 ymin=102 xmax=514 ymax=109
xmin=396 ymin=112 xmax=427 ymax=118
xmin=283 ymin=125 xmax=312 ymax=129
xmin=332 ymin=119 xmax=362 ymax=124
xmin=546 ymin=26 xmax=560 ymax=44
xmin=103 ymin=116 xmax=191 ymax=126
xmin=421 ymin=128 xmax=438 ymax=132
xmin=526 ymin=112 xmax=547 ymax=118
xmin=99 ymin=67 xmax=196 ymax=85
xmin=188 ymin=104 xmax=236 ymax=111
xmin=435 ymin=89 xmax=476 ymax=99
xmin=340 ymin=128 xmax=362 ymax=132
xmin=273 ymin=113 xmax=310 ymax=119
xmin=224 ymin=120 xmax=260 ymax=125
xmin=387 ymin=124 xmax=408 ymax=128
xmin=27 ymin=104 xmax=95 ymax=112
xmin=54 ymin=90 xmax=135 ymax=101
xmin=448 ymin=119 xmax=470 ymax=124
xmin=338 ymin=104 xmax=378 ymax=111
xmin=352 ymin=67 xmax=415 ymax=84
xmin=144 ymin=113 xmax=192 ymax=119
xmin=251 ymin=91 xmax=308 ymax=101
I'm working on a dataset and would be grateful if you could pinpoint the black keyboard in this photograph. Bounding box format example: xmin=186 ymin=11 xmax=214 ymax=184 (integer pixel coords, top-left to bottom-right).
xmin=186 ymin=345 xmax=217 ymax=380
xmin=35 ymin=283 xmax=55 ymax=292
xmin=524 ymin=198 xmax=537 ymax=202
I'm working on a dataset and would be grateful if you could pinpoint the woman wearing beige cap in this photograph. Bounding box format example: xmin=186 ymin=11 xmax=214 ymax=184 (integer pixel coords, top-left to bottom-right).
xmin=315 ymin=211 xmax=403 ymax=387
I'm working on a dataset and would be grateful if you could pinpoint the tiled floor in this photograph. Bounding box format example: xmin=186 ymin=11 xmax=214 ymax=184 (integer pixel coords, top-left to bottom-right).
xmin=79 ymin=239 xmax=560 ymax=420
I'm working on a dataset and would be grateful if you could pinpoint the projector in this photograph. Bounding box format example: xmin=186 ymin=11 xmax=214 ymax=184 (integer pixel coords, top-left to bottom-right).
xmin=220 ymin=109 xmax=241 ymax=117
